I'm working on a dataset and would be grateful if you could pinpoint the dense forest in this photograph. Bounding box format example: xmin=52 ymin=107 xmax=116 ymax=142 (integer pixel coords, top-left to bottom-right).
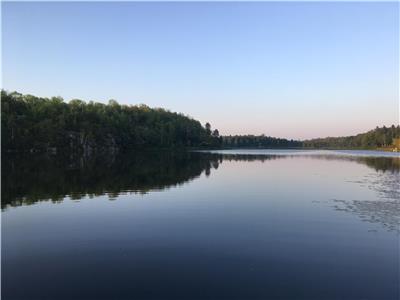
xmin=222 ymin=135 xmax=302 ymax=148
xmin=303 ymin=126 xmax=400 ymax=150
xmin=2 ymin=91 xmax=399 ymax=152
xmin=1 ymin=90 xmax=222 ymax=153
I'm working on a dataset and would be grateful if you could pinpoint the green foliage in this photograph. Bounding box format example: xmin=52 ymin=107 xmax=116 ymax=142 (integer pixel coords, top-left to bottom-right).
xmin=303 ymin=125 xmax=400 ymax=149
xmin=1 ymin=90 xmax=221 ymax=152
xmin=222 ymin=135 xmax=302 ymax=148
xmin=3 ymin=90 xmax=396 ymax=152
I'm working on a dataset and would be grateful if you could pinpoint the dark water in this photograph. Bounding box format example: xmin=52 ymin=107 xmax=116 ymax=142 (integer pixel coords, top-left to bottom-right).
xmin=2 ymin=150 xmax=399 ymax=300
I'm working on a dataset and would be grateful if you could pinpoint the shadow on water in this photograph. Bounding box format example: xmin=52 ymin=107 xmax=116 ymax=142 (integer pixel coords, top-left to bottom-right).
xmin=2 ymin=151 xmax=399 ymax=233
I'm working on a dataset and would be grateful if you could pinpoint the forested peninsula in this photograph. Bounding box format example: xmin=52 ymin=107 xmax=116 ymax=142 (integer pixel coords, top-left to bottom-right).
xmin=2 ymin=91 xmax=399 ymax=153
xmin=224 ymin=126 xmax=400 ymax=151
xmin=303 ymin=126 xmax=400 ymax=151
xmin=2 ymin=91 xmax=222 ymax=153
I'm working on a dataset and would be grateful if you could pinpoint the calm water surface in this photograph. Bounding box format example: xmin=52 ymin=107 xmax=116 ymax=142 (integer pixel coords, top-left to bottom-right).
xmin=2 ymin=150 xmax=399 ymax=300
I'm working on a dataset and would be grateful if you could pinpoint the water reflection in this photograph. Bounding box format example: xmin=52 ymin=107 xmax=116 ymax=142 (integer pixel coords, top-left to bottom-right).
xmin=331 ymin=169 xmax=400 ymax=233
xmin=3 ymin=151 xmax=400 ymax=233
xmin=331 ymin=198 xmax=399 ymax=233
xmin=213 ymin=152 xmax=399 ymax=233
xmin=3 ymin=151 xmax=399 ymax=300
xmin=216 ymin=152 xmax=400 ymax=173
xmin=2 ymin=151 xmax=221 ymax=209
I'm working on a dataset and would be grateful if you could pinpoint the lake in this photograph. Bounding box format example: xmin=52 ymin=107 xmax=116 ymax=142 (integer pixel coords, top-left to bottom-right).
xmin=2 ymin=149 xmax=399 ymax=300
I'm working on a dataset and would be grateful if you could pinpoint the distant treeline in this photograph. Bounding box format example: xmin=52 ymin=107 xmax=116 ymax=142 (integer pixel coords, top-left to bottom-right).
xmin=1 ymin=90 xmax=221 ymax=153
xmin=222 ymin=135 xmax=302 ymax=148
xmin=221 ymin=126 xmax=400 ymax=150
xmin=303 ymin=126 xmax=400 ymax=149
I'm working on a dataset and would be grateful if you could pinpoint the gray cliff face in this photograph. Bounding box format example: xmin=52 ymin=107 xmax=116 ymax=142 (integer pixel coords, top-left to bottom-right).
xmin=50 ymin=131 xmax=119 ymax=155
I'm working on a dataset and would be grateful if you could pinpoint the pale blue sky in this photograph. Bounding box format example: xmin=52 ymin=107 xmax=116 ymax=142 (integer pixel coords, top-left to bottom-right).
xmin=2 ymin=2 xmax=399 ymax=139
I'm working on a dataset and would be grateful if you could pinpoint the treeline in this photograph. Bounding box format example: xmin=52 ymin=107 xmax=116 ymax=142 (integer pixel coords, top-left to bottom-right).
xmin=303 ymin=126 xmax=400 ymax=149
xmin=222 ymin=135 xmax=302 ymax=148
xmin=223 ymin=126 xmax=400 ymax=150
xmin=1 ymin=91 xmax=222 ymax=153
xmin=2 ymin=91 xmax=398 ymax=152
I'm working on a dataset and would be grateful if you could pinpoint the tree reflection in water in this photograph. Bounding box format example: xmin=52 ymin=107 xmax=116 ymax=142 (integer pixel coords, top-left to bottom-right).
xmin=2 ymin=151 xmax=223 ymax=208
xmin=2 ymin=151 xmax=399 ymax=233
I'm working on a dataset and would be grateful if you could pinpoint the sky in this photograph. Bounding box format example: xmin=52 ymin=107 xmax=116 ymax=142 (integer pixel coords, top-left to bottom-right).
xmin=2 ymin=1 xmax=399 ymax=139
